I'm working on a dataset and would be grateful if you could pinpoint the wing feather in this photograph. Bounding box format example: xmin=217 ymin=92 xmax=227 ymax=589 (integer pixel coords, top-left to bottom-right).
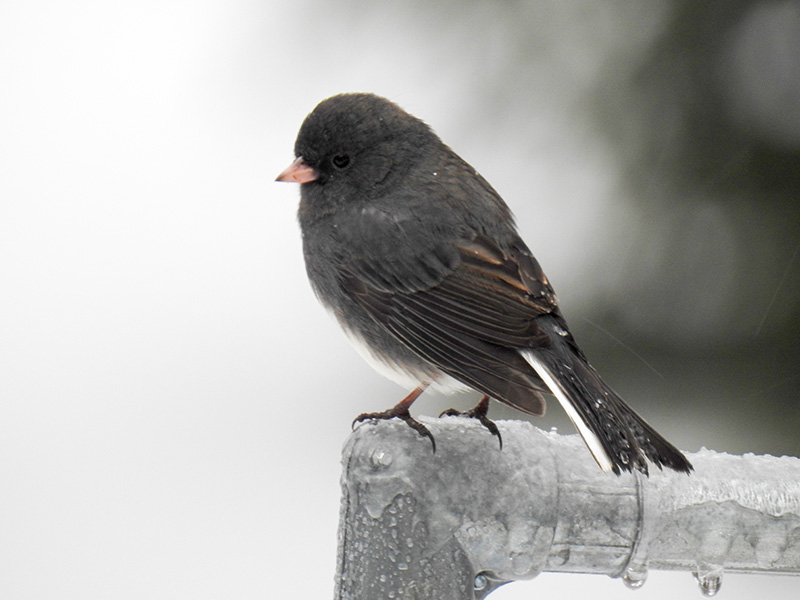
xmin=343 ymin=233 xmax=557 ymax=415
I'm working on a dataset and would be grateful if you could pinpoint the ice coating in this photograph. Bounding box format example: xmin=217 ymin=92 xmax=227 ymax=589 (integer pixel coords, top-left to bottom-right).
xmin=340 ymin=418 xmax=559 ymax=586
xmin=669 ymin=447 xmax=800 ymax=516
xmin=335 ymin=418 xmax=800 ymax=599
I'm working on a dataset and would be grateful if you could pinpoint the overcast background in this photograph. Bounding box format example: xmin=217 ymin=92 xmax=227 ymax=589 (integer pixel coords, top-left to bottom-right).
xmin=1 ymin=1 xmax=799 ymax=598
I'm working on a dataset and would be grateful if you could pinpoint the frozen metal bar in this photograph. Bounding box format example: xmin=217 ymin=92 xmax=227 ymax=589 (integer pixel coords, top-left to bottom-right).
xmin=334 ymin=418 xmax=800 ymax=599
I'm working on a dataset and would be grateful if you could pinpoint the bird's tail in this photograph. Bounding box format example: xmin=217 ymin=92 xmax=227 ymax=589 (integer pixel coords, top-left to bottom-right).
xmin=525 ymin=347 xmax=692 ymax=475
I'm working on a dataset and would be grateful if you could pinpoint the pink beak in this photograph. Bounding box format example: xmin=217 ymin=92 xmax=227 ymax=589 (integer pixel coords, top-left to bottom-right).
xmin=276 ymin=157 xmax=319 ymax=184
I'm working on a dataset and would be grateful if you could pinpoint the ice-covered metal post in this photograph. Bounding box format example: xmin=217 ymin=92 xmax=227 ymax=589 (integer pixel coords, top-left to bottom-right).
xmin=334 ymin=418 xmax=800 ymax=599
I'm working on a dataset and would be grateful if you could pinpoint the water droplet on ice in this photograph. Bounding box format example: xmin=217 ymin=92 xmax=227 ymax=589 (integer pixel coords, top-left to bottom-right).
xmin=622 ymin=566 xmax=648 ymax=589
xmin=550 ymin=547 xmax=570 ymax=566
xmin=699 ymin=575 xmax=722 ymax=597
xmin=694 ymin=571 xmax=723 ymax=597
xmin=370 ymin=448 xmax=393 ymax=470
xmin=510 ymin=551 xmax=533 ymax=576
xmin=473 ymin=573 xmax=488 ymax=591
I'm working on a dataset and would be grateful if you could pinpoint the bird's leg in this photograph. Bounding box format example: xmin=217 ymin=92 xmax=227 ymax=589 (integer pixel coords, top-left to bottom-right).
xmin=352 ymin=383 xmax=436 ymax=452
xmin=440 ymin=395 xmax=502 ymax=449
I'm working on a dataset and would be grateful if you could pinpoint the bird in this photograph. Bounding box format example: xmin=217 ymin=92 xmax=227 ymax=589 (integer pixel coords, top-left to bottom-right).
xmin=276 ymin=92 xmax=692 ymax=476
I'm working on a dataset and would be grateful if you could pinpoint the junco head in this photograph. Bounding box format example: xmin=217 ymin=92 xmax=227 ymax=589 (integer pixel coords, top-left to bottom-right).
xmin=277 ymin=93 xmax=692 ymax=475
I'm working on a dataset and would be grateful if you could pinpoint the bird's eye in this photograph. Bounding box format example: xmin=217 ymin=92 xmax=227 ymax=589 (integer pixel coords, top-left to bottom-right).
xmin=332 ymin=154 xmax=350 ymax=169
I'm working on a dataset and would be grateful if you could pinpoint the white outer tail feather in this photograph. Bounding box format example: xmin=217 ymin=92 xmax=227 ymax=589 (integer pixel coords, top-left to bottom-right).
xmin=524 ymin=352 xmax=615 ymax=472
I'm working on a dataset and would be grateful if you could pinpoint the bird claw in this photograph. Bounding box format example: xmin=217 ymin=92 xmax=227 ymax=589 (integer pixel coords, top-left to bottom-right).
xmin=439 ymin=396 xmax=502 ymax=449
xmin=353 ymin=406 xmax=436 ymax=453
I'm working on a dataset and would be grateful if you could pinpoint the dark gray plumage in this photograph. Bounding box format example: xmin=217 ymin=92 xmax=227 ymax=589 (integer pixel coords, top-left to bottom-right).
xmin=277 ymin=93 xmax=692 ymax=475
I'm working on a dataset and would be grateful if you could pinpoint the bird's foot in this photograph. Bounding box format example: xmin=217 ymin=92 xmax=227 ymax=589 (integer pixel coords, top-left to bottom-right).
xmin=352 ymin=386 xmax=435 ymax=452
xmin=439 ymin=395 xmax=502 ymax=449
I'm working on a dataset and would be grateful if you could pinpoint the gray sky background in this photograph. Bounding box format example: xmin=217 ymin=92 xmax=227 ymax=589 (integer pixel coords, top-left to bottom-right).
xmin=1 ymin=1 xmax=798 ymax=598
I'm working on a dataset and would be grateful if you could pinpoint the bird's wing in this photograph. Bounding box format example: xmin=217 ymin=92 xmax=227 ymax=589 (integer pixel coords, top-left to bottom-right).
xmin=342 ymin=233 xmax=559 ymax=416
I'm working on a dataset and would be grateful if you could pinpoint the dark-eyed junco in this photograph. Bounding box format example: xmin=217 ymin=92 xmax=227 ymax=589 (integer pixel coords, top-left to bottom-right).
xmin=277 ymin=93 xmax=692 ymax=475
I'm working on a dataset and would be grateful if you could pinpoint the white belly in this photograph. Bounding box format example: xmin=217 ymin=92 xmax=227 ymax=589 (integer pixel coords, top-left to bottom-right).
xmin=342 ymin=326 xmax=471 ymax=395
